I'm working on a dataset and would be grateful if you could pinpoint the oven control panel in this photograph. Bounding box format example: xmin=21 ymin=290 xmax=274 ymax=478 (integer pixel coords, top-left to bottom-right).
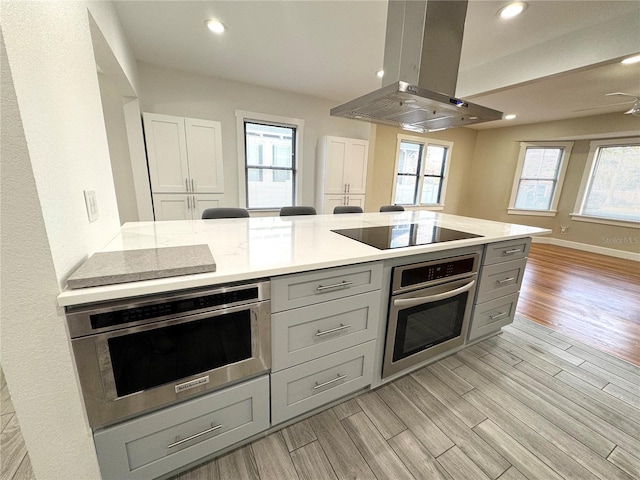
xmin=392 ymin=254 xmax=479 ymax=294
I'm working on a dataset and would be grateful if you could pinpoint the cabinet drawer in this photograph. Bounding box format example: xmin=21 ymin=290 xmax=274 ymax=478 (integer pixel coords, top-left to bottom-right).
xmin=483 ymin=238 xmax=531 ymax=265
xmin=272 ymin=291 xmax=380 ymax=372
xmin=476 ymin=258 xmax=527 ymax=304
xmin=94 ymin=376 xmax=269 ymax=480
xmin=271 ymin=341 xmax=375 ymax=425
xmin=469 ymin=293 xmax=519 ymax=341
xmin=271 ymin=262 xmax=382 ymax=312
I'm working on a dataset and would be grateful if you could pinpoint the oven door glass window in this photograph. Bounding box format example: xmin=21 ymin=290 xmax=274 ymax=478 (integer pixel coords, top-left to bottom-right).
xmin=108 ymin=311 xmax=252 ymax=397
xmin=393 ymin=292 xmax=468 ymax=362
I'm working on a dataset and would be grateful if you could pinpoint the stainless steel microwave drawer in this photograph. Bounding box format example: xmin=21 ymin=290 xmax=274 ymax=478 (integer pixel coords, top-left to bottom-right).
xmin=271 ymin=261 xmax=383 ymax=312
xmin=271 ymin=341 xmax=375 ymax=425
xmin=271 ymin=291 xmax=380 ymax=372
xmin=483 ymin=238 xmax=531 ymax=265
xmin=93 ymin=375 xmax=269 ymax=480
xmin=468 ymin=293 xmax=519 ymax=341
xmin=475 ymin=258 xmax=527 ymax=304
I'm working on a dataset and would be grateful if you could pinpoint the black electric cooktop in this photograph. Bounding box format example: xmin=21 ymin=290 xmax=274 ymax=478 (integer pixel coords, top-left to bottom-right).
xmin=331 ymin=224 xmax=483 ymax=250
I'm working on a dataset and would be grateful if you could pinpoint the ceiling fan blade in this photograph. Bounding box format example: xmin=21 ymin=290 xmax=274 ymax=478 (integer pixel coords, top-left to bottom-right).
xmin=572 ymin=100 xmax=634 ymax=113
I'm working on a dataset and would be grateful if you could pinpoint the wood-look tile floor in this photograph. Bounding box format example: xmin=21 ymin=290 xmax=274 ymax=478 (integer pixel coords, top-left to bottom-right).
xmin=172 ymin=315 xmax=640 ymax=480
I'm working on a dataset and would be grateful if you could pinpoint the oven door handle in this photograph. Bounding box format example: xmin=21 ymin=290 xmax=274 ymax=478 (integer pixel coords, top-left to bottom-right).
xmin=393 ymin=280 xmax=476 ymax=308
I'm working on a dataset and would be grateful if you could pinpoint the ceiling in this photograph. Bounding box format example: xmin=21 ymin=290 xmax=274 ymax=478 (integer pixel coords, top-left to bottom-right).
xmin=114 ymin=0 xmax=640 ymax=129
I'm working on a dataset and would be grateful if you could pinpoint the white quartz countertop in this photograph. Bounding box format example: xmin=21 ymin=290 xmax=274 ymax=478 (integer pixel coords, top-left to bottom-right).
xmin=58 ymin=211 xmax=550 ymax=307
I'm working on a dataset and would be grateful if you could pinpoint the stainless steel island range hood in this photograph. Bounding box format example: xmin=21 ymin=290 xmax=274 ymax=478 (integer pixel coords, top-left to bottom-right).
xmin=331 ymin=0 xmax=503 ymax=132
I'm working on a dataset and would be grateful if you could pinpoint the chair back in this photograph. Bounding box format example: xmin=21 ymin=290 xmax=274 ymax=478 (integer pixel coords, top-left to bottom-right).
xmin=202 ymin=207 xmax=250 ymax=219
xmin=379 ymin=205 xmax=405 ymax=212
xmin=279 ymin=206 xmax=317 ymax=216
xmin=333 ymin=206 xmax=363 ymax=214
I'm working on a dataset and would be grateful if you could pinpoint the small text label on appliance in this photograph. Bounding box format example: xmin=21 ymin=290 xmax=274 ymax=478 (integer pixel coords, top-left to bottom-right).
xmin=175 ymin=376 xmax=210 ymax=393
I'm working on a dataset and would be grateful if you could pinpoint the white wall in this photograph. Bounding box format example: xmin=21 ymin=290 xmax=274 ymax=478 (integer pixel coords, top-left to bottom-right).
xmin=1 ymin=1 xmax=138 ymax=478
xmin=137 ymin=61 xmax=373 ymax=208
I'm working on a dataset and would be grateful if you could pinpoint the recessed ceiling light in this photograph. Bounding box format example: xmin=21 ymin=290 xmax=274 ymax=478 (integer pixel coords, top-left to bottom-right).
xmin=376 ymin=70 xmax=384 ymax=78
xmin=498 ymin=2 xmax=528 ymax=19
xmin=504 ymin=114 xmax=517 ymax=120
xmin=205 ymin=19 xmax=226 ymax=34
xmin=621 ymin=55 xmax=640 ymax=65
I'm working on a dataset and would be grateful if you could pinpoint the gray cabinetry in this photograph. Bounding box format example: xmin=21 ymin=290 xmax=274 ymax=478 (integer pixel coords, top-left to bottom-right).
xmin=468 ymin=238 xmax=531 ymax=341
xmin=93 ymin=376 xmax=269 ymax=480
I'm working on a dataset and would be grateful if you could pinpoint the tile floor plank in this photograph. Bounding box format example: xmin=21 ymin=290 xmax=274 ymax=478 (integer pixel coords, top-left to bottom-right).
xmin=281 ymin=419 xmax=317 ymax=452
xmin=472 ymin=339 xmax=523 ymax=367
xmin=0 ymin=414 xmax=28 ymax=480
xmin=603 ymin=382 xmax=640 ymax=407
xmin=565 ymin=344 xmax=640 ymax=378
xmin=11 ymin=455 xmax=36 ymax=480
xmin=173 ymin=459 xmax=219 ymax=480
xmin=217 ymin=445 xmax=260 ymax=480
xmin=580 ymin=361 xmax=640 ymax=395
xmin=608 ymin=446 xmax=640 ymax=478
xmin=436 ymin=445 xmax=492 ymax=480
xmin=496 ymin=466 xmax=528 ymax=480
xmin=440 ymin=355 xmax=464 ymax=370
xmin=289 ymin=441 xmax=338 ymax=480
xmin=341 ymin=411 xmax=414 ymax=480
xmin=388 ymin=430 xmax=453 ymax=480
xmin=427 ymin=361 xmax=475 ymax=396
xmin=355 ymin=390 xmax=406 ymax=440
xmin=485 ymin=334 xmax=562 ymax=376
xmin=250 ymin=432 xmax=299 ymax=480
xmin=501 ymin=330 xmax=584 ymax=367
xmin=507 ymin=322 xmax=574 ymax=350
xmin=331 ymin=398 xmax=361 ymax=420
xmin=1 ymin=412 xmax=13 ymax=433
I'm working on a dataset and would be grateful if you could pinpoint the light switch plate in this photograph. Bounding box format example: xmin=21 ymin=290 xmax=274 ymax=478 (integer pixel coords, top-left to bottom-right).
xmin=84 ymin=190 xmax=99 ymax=222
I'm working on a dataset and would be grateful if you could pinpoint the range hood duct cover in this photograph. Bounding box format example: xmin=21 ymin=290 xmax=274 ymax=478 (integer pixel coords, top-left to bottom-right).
xmin=331 ymin=0 xmax=503 ymax=132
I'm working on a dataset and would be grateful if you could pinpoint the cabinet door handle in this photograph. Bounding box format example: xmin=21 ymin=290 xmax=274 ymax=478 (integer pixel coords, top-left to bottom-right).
xmin=167 ymin=423 xmax=223 ymax=449
xmin=186 ymin=196 xmax=191 ymax=210
xmin=185 ymin=178 xmax=190 ymax=192
xmin=313 ymin=373 xmax=347 ymax=390
xmin=344 ymin=196 xmax=347 ymax=205
xmin=191 ymin=178 xmax=195 ymax=192
xmin=316 ymin=280 xmax=354 ymax=292
xmin=347 ymin=183 xmax=350 ymax=193
xmin=503 ymin=248 xmax=522 ymax=255
xmin=489 ymin=312 xmax=509 ymax=321
xmin=497 ymin=277 xmax=516 ymax=284
xmin=315 ymin=323 xmax=351 ymax=337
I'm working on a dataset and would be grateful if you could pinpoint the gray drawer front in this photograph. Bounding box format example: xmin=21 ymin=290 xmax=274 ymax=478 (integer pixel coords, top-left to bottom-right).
xmin=271 ymin=262 xmax=383 ymax=312
xmin=476 ymin=258 xmax=527 ymax=304
xmin=469 ymin=293 xmax=519 ymax=341
xmin=271 ymin=341 xmax=375 ymax=425
xmin=272 ymin=291 xmax=380 ymax=372
xmin=94 ymin=376 xmax=269 ymax=480
xmin=483 ymin=238 xmax=531 ymax=265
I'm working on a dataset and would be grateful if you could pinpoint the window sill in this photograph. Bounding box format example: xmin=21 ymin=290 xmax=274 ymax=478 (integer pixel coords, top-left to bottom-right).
xmin=570 ymin=214 xmax=640 ymax=229
xmin=507 ymin=209 xmax=557 ymax=217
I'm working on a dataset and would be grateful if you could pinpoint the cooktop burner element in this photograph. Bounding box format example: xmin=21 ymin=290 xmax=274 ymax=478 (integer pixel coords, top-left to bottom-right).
xmin=332 ymin=224 xmax=482 ymax=250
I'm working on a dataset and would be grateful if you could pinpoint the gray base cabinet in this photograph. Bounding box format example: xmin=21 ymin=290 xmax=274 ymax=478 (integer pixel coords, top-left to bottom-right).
xmin=93 ymin=376 xmax=269 ymax=480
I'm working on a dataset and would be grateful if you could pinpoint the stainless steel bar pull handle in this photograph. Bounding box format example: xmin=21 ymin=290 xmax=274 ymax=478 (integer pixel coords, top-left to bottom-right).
xmin=497 ymin=277 xmax=516 ymax=284
xmin=185 ymin=178 xmax=189 ymax=192
xmin=191 ymin=178 xmax=195 ymax=192
xmin=393 ymin=280 xmax=476 ymax=308
xmin=503 ymin=248 xmax=522 ymax=255
xmin=167 ymin=423 xmax=222 ymax=449
xmin=313 ymin=373 xmax=347 ymax=390
xmin=186 ymin=196 xmax=191 ymax=210
xmin=316 ymin=280 xmax=354 ymax=292
xmin=315 ymin=323 xmax=351 ymax=337
xmin=489 ymin=312 xmax=509 ymax=321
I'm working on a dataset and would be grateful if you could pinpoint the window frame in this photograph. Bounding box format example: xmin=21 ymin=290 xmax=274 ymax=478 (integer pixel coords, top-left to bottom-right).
xmin=507 ymin=141 xmax=573 ymax=217
xmin=391 ymin=134 xmax=453 ymax=210
xmin=571 ymin=137 xmax=640 ymax=228
xmin=236 ymin=110 xmax=304 ymax=211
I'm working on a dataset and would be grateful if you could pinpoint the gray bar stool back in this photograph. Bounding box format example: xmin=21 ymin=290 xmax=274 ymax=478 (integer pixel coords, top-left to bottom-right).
xmin=379 ymin=205 xmax=405 ymax=212
xmin=280 ymin=206 xmax=317 ymax=216
xmin=202 ymin=207 xmax=250 ymax=219
xmin=333 ymin=206 xmax=363 ymax=214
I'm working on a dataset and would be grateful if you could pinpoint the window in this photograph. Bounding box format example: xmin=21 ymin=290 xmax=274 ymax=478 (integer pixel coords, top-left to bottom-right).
xmin=392 ymin=135 xmax=452 ymax=208
xmin=508 ymin=141 xmax=573 ymax=216
xmin=573 ymin=138 xmax=640 ymax=226
xmin=236 ymin=111 xmax=304 ymax=210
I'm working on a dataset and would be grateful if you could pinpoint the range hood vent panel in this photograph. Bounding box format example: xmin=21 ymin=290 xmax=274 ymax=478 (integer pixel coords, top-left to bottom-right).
xmin=331 ymin=0 xmax=503 ymax=131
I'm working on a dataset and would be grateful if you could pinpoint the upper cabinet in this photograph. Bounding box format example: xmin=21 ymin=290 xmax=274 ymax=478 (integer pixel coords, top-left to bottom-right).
xmin=316 ymin=136 xmax=369 ymax=213
xmin=143 ymin=113 xmax=224 ymax=194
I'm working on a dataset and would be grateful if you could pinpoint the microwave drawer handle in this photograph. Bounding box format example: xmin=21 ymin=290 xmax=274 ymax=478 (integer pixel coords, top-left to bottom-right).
xmin=393 ymin=280 xmax=476 ymax=308
xmin=167 ymin=423 xmax=223 ymax=449
xmin=313 ymin=373 xmax=348 ymax=390
xmin=316 ymin=280 xmax=354 ymax=292
xmin=316 ymin=323 xmax=351 ymax=337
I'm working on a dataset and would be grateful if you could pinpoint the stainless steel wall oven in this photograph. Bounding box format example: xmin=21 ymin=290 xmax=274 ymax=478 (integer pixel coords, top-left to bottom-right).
xmin=383 ymin=254 xmax=478 ymax=378
xmin=66 ymin=281 xmax=270 ymax=428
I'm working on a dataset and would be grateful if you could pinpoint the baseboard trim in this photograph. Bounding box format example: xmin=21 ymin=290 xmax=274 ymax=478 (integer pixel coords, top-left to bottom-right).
xmin=532 ymin=236 xmax=640 ymax=261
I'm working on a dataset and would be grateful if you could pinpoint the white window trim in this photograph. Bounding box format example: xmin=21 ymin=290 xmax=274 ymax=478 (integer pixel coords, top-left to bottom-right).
xmin=391 ymin=134 xmax=453 ymax=209
xmin=508 ymin=141 xmax=573 ymax=216
xmin=235 ymin=110 xmax=305 ymax=210
xmin=571 ymin=137 xmax=640 ymax=227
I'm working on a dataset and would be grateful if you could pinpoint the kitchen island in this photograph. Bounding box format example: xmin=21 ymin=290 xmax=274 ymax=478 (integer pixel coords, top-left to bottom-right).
xmin=58 ymin=211 xmax=549 ymax=480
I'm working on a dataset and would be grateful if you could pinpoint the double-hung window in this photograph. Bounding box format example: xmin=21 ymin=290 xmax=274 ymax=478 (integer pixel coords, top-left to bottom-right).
xmin=393 ymin=134 xmax=452 ymax=208
xmin=236 ymin=110 xmax=304 ymax=210
xmin=508 ymin=141 xmax=573 ymax=216
xmin=572 ymin=138 xmax=640 ymax=226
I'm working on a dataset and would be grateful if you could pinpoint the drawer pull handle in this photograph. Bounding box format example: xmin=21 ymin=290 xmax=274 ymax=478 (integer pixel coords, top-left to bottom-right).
xmin=490 ymin=312 xmax=509 ymax=320
xmin=313 ymin=373 xmax=347 ymax=390
xmin=315 ymin=323 xmax=351 ymax=337
xmin=316 ymin=280 xmax=354 ymax=292
xmin=167 ymin=423 xmax=223 ymax=449
xmin=497 ymin=277 xmax=516 ymax=284
xmin=503 ymin=248 xmax=522 ymax=255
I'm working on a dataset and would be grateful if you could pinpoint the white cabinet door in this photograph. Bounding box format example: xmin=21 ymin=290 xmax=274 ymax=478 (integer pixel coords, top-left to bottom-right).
xmin=323 ymin=194 xmax=346 ymax=213
xmin=152 ymin=194 xmax=190 ymax=221
xmin=344 ymin=140 xmax=368 ymax=195
xmin=324 ymin=137 xmax=348 ymax=195
xmin=192 ymin=194 xmax=223 ymax=219
xmin=185 ymin=118 xmax=224 ymax=193
xmin=143 ymin=113 xmax=190 ymax=193
xmin=346 ymin=194 xmax=365 ymax=208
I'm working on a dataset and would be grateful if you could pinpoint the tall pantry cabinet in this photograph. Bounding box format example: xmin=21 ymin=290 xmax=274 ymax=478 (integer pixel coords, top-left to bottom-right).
xmin=316 ymin=136 xmax=369 ymax=213
xmin=143 ymin=113 xmax=225 ymax=220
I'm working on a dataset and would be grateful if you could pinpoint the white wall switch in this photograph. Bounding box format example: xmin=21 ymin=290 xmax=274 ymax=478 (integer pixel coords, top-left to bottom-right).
xmin=84 ymin=190 xmax=99 ymax=222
